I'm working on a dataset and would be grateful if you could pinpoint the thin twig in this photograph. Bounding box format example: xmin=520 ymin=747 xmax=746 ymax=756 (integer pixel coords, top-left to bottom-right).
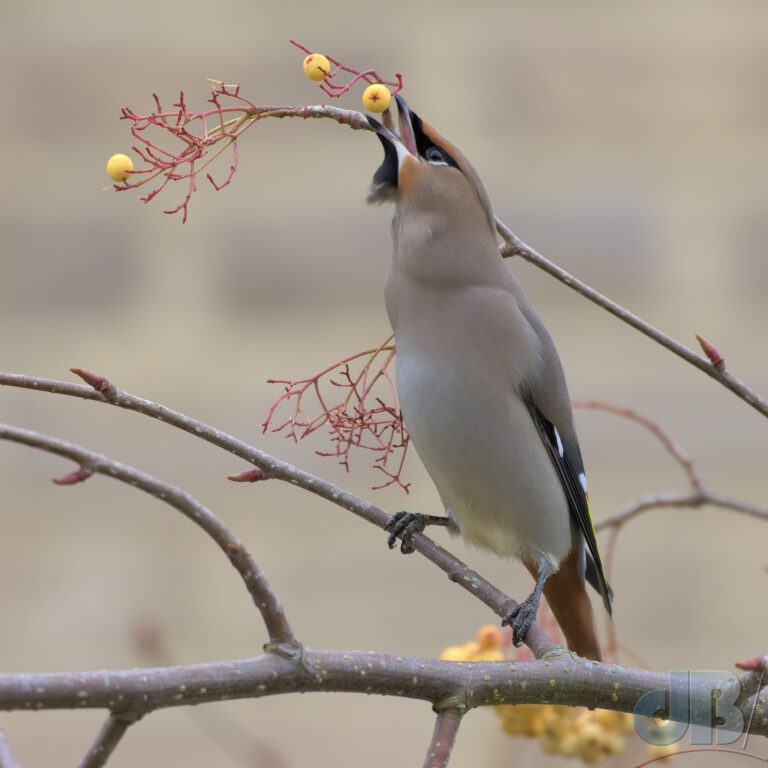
xmin=289 ymin=40 xmax=403 ymax=99
xmin=78 ymin=714 xmax=133 ymax=768
xmin=0 ymin=422 xmax=293 ymax=645
xmin=0 ymin=371 xmax=553 ymax=657
xmin=496 ymin=219 xmax=768 ymax=419
xmin=423 ymin=709 xmax=463 ymax=768
xmin=573 ymin=400 xmax=701 ymax=489
xmin=0 ymin=728 xmax=19 ymax=768
xmin=703 ymin=490 xmax=768 ymax=523
xmin=263 ymin=335 xmax=410 ymax=490
xmin=579 ymin=399 xmax=768 ymax=662
xmin=570 ymin=399 xmax=768 ymax=660
xmin=568 ymin=400 xmax=768 ymax=530
xmin=596 ymin=490 xmax=768 ymax=530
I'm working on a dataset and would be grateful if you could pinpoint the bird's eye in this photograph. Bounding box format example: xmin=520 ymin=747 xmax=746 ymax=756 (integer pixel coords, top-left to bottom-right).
xmin=425 ymin=147 xmax=445 ymax=163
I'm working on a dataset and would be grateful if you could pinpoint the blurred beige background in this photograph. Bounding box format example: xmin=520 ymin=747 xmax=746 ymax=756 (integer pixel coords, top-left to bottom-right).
xmin=1 ymin=1 xmax=767 ymax=765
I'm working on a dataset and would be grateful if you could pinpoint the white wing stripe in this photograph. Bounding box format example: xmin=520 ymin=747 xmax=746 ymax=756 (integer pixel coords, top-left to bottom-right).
xmin=553 ymin=427 xmax=564 ymax=457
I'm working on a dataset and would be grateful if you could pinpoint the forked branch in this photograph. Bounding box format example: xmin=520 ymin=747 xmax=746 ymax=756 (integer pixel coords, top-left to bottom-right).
xmin=0 ymin=371 xmax=554 ymax=659
xmin=0 ymin=422 xmax=292 ymax=645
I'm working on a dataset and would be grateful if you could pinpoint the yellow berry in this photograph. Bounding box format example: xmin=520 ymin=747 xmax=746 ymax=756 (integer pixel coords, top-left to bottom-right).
xmin=557 ymin=731 xmax=580 ymax=757
xmin=440 ymin=641 xmax=480 ymax=661
xmin=362 ymin=83 xmax=392 ymax=113
xmin=602 ymin=731 xmax=626 ymax=756
xmin=594 ymin=708 xmax=623 ymax=730
xmin=440 ymin=646 xmax=468 ymax=661
xmin=618 ymin=712 xmax=635 ymax=734
xmin=303 ymin=53 xmax=330 ymax=81
xmin=647 ymin=743 xmax=677 ymax=761
xmin=549 ymin=705 xmax=574 ymax=721
xmin=577 ymin=722 xmax=604 ymax=749
xmin=477 ymin=624 xmax=503 ymax=649
xmin=496 ymin=706 xmax=527 ymax=735
xmin=497 ymin=704 xmax=551 ymax=738
xmin=106 ymin=153 xmax=133 ymax=182
xmin=474 ymin=649 xmax=505 ymax=662
xmin=500 ymin=716 xmax=525 ymax=736
xmin=524 ymin=709 xmax=551 ymax=737
xmin=541 ymin=708 xmax=571 ymax=740
xmin=538 ymin=732 xmax=560 ymax=754
xmin=576 ymin=722 xmax=613 ymax=764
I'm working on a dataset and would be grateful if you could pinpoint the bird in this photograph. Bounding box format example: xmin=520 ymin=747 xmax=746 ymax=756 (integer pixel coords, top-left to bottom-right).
xmin=366 ymin=94 xmax=612 ymax=661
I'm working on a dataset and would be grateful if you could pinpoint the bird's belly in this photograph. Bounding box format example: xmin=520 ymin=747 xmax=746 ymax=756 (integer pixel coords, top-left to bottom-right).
xmin=396 ymin=352 xmax=572 ymax=569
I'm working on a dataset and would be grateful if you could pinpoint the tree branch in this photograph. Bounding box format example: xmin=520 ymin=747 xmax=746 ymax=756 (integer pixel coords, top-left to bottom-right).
xmin=574 ymin=400 xmax=768 ymax=531
xmin=496 ymin=219 xmax=768 ymax=420
xmin=596 ymin=490 xmax=768 ymax=531
xmin=0 ymin=422 xmax=293 ymax=645
xmin=0 ymin=649 xmax=765 ymax=737
xmin=0 ymin=728 xmax=19 ymax=768
xmin=79 ymin=715 xmax=133 ymax=768
xmin=0 ymin=372 xmax=555 ymax=658
xmin=574 ymin=400 xmax=701 ymax=489
xmin=424 ymin=709 xmax=462 ymax=768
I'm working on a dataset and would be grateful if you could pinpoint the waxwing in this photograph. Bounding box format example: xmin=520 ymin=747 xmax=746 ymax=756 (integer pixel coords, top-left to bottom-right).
xmin=367 ymin=95 xmax=612 ymax=661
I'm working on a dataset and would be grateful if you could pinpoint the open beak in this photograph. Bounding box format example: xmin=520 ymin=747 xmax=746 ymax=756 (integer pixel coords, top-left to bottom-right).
xmin=366 ymin=93 xmax=422 ymax=203
xmin=393 ymin=94 xmax=419 ymax=156
xmin=366 ymin=93 xmax=419 ymax=158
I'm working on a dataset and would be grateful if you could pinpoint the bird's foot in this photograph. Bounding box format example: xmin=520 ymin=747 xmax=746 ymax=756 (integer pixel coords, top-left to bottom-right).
xmin=503 ymin=592 xmax=543 ymax=648
xmin=503 ymin=559 xmax=551 ymax=647
xmin=385 ymin=511 xmax=448 ymax=554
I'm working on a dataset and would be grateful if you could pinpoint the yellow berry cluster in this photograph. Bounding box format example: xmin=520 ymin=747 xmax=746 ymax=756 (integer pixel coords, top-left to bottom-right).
xmin=495 ymin=704 xmax=634 ymax=764
xmin=441 ymin=625 xmax=643 ymax=765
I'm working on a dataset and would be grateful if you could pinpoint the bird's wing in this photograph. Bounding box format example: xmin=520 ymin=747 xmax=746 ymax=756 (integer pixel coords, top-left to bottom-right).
xmin=520 ymin=387 xmax=613 ymax=616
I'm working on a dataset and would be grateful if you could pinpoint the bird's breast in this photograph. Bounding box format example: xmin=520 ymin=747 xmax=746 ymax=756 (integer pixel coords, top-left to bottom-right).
xmin=387 ymin=280 xmax=572 ymax=567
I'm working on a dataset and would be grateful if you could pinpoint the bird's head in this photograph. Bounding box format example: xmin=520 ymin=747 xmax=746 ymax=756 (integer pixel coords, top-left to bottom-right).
xmin=367 ymin=94 xmax=495 ymax=231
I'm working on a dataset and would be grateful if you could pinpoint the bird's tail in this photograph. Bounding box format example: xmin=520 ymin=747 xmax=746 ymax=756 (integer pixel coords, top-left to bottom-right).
xmin=527 ymin=552 xmax=602 ymax=661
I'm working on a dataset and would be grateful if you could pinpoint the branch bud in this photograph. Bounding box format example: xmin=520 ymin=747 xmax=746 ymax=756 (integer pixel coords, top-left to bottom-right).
xmin=227 ymin=467 xmax=265 ymax=483
xmin=52 ymin=467 xmax=94 ymax=485
xmin=734 ymin=654 xmax=768 ymax=671
xmin=70 ymin=367 xmax=118 ymax=398
xmin=695 ymin=334 xmax=725 ymax=372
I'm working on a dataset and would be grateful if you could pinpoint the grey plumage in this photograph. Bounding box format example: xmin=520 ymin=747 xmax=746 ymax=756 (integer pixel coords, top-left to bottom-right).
xmin=368 ymin=96 xmax=611 ymax=657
